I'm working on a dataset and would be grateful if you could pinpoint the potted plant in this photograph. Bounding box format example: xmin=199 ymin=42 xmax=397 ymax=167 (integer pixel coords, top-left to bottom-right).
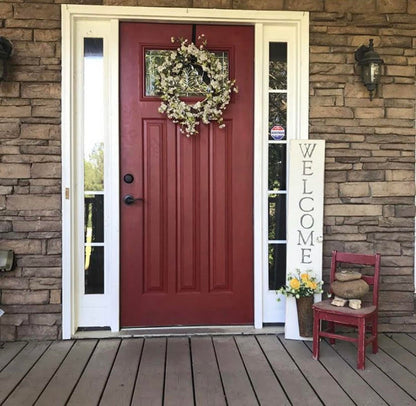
xmin=277 ymin=270 xmax=323 ymax=337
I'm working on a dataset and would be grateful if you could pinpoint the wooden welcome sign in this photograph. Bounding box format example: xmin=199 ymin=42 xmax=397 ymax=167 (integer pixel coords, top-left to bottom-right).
xmin=285 ymin=139 xmax=325 ymax=340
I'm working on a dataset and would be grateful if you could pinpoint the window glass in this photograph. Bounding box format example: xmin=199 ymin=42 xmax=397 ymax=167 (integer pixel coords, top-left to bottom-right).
xmin=268 ymin=144 xmax=287 ymax=191
xmin=84 ymin=246 xmax=104 ymax=294
xmin=267 ymin=42 xmax=288 ymax=291
xmin=269 ymin=42 xmax=287 ymax=90
xmin=83 ymin=37 xmax=104 ymax=295
xmin=268 ymin=93 xmax=287 ymax=140
xmin=269 ymin=244 xmax=287 ymax=290
xmin=268 ymin=194 xmax=286 ymax=241
xmin=84 ymin=38 xmax=104 ymax=191
xmin=84 ymin=194 xmax=104 ymax=243
xmin=145 ymin=49 xmax=229 ymax=96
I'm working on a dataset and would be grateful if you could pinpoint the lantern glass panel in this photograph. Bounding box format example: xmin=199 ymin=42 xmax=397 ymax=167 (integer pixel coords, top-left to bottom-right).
xmin=361 ymin=64 xmax=371 ymax=85
xmin=370 ymin=62 xmax=380 ymax=83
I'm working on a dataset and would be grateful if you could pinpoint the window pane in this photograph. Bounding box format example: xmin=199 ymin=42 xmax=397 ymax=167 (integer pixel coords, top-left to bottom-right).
xmin=85 ymin=246 xmax=104 ymax=294
xmin=268 ymin=194 xmax=286 ymax=240
xmin=84 ymin=38 xmax=104 ymax=192
xmin=268 ymin=144 xmax=287 ymax=191
xmin=268 ymin=93 xmax=287 ymax=139
xmin=269 ymin=244 xmax=287 ymax=290
xmin=145 ymin=49 xmax=229 ymax=97
xmin=145 ymin=50 xmax=170 ymax=96
xmin=269 ymin=42 xmax=287 ymax=90
xmin=84 ymin=194 xmax=104 ymax=243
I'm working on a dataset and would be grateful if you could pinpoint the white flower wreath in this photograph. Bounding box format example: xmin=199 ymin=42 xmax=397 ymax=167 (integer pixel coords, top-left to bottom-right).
xmin=155 ymin=36 xmax=238 ymax=136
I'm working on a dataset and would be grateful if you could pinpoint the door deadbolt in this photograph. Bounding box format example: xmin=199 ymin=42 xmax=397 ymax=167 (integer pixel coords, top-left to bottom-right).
xmin=123 ymin=173 xmax=134 ymax=184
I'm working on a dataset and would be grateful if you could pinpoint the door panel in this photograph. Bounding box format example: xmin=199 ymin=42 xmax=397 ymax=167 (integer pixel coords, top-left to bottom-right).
xmin=120 ymin=23 xmax=254 ymax=327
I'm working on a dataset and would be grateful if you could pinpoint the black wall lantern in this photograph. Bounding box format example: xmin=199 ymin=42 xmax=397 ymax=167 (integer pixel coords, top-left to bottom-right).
xmin=354 ymin=39 xmax=383 ymax=101
xmin=0 ymin=37 xmax=13 ymax=81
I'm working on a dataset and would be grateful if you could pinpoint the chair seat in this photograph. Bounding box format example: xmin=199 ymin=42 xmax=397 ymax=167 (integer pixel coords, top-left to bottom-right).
xmin=313 ymin=299 xmax=376 ymax=317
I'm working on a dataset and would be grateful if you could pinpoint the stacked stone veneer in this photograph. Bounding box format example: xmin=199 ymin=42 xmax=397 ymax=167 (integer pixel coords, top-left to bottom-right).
xmin=0 ymin=0 xmax=415 ymax=340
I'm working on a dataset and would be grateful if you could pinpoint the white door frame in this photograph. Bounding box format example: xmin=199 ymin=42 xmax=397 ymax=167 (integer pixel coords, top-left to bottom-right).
xmin=61 ymin=5 xmax=309 ymax=339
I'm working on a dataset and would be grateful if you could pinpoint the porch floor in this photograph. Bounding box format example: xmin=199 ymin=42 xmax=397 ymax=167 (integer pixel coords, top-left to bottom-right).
xmin=1 ymin=333 xmax=416 ymax=405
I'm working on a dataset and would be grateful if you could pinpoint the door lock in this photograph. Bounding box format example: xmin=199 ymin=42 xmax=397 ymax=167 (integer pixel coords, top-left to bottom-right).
xmin=123 ymin=173 xmax=134 ymax=184
xmin=123 ymin=194 xmax=143 ymax=205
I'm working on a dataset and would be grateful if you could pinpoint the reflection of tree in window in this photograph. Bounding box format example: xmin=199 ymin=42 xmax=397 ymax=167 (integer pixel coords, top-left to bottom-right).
xmin=268 ymin=94 xmax=287 ymax=134
xmin=84 ymin=246 xmax=104 ymax=294
xmin=268 ymin=193 xmax=286 ymax=290
xmin=269 ymin=245 xmax=287 ymax=290
xmin=84 ymin=141 xmax=104 ymax=294
xmin=269 ymin=60 xmax=287 ymax=89
xmin=84 ymin=194 xmax=104 ymax=294
xmin=268 ymin=195 xmax=286 ymax=241
xmin=268 ymin=42 xmax=287 ymax=291
xmin=268 ymin=144 xmax=286 ymax=191
xmin=269 ymin=42 xmax=287 ymax=90
xmin=84 ymin=142 xmax=104 ymax=191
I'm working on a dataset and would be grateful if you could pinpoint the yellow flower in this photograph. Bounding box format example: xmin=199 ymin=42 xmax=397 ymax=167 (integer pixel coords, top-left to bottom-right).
xmin=289 ymin=278 xmax=300 ymax=290
xmin=300 ymin=273 xmax=309 ymax=282
xmin=307 ymin=281 xmax=317 ymax=290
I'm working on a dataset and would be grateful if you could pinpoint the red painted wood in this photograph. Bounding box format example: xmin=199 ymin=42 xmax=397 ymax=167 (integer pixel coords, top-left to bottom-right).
xmin=312 ymin=250 xmax=381 ymax=369
xmin=120 ymin=23 xmax=254 ymax=327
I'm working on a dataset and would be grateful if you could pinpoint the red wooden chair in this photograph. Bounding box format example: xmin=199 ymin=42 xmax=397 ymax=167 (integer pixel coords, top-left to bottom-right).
xmin=312 ymin=250 xmax=381 ymax=369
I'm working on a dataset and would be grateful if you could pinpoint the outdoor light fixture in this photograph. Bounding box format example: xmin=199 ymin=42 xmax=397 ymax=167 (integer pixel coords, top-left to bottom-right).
xmin=0 ymin=249 xmax=14 ymax=272
xmin=0 ymin=37 xmax=13 ymax=81
xmin=354 ymin=39 xmax=383 ymax=101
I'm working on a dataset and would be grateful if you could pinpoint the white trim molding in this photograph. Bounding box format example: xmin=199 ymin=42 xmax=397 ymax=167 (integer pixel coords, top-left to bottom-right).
xmin=61 ymin=5 xmax=309 ymax=338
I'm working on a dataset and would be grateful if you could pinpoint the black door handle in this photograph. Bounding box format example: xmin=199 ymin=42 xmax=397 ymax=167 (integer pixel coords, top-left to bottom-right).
xmin=123 ymin=194 xmax=143 ymax=205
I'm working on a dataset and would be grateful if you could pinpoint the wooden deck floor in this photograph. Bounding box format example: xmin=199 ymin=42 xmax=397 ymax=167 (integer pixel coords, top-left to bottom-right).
xmin=1 ymin=333 xmax=416 ymax=405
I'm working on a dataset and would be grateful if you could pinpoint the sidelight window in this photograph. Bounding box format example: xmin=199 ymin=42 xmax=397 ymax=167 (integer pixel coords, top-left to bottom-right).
xmin=267 ymin=42 xmax=287 ymax=290
xmin=83 ymin=38 xmax=105 ymax=295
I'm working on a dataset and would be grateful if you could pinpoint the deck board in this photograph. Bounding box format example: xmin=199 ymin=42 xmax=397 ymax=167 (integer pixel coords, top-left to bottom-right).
xmin=282 ymin=338 xmax=355 ymax=406
xmin=1 ymin=333 xmax=415 ymax=405
xmin=366 ymin=344 xmax=416 ymax=400
xmin=333 ymin=340 xmax=416 ymax=406
xmin=305 ymin=340 xmax=387 ymax=406
xmin=213 ymin=336 xmax=258 ymax=406
xmin=257 ymin=335 xmax=322 ymax=405
xmin=390 ymin=333 xmax=416 ymax=356
xmin=0 ymin=342 xmax=27 ymax=371
xmin=35 ymin=339 xmax=98 ymax=406
xmin=235 ymin=335 xmax=290 ymax=405
xmin=378 ymin=334 xmax=416 ymax=375
xmin=0 ymin=341 xmax=51 ymax=404
xmin=164 ymin=337 xmax=194 ymax=406
xmin=3 ymin=340 xmax=73 ymax=406
xmin=191 ymin=336 xmax=226 ymax=406
xmin=99 ymin=338 xmax=143 ymax=406
xmin=67 ymin=339 xmax=120 ymax=406
xmin=131 ymin=337 xmax=166 ymax=406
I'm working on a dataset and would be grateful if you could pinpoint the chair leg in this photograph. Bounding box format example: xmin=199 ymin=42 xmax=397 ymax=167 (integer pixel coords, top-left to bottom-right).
xmin=372 ymin=315 xmax=378 ymax=354
xmin=328 ymin=321 xmax=335 ymax=345
xmin=357 ymin=318 xmax=366 ymax=370
xmin=312 ymin=310 xmax=320 ymax=360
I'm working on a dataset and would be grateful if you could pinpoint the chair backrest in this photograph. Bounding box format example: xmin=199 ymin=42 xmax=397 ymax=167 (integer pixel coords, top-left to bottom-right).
xmin=330 ymin=250 xmax=381 ymax=306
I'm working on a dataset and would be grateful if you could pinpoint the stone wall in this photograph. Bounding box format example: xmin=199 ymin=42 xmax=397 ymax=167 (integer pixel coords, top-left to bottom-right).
xmin=307 ymin=2 xmax=416 ymax=332
xmin=0 ymin=0 xmax=414 ymax=340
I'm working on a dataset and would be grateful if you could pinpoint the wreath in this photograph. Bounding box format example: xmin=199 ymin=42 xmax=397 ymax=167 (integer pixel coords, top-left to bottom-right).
xmin=155 ymin=36 xmax=238 ymax=136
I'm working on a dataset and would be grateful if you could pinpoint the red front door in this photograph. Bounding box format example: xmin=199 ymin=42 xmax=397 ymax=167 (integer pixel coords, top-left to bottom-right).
xmin=120 ymin=23 xmax=254 ymax=327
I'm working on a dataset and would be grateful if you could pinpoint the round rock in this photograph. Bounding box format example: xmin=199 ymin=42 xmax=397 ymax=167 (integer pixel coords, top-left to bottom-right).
xmin=330 ymin=279 xmax=369 ymax=299
xmin=335 ymin=271 xmax=362 ymax=282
